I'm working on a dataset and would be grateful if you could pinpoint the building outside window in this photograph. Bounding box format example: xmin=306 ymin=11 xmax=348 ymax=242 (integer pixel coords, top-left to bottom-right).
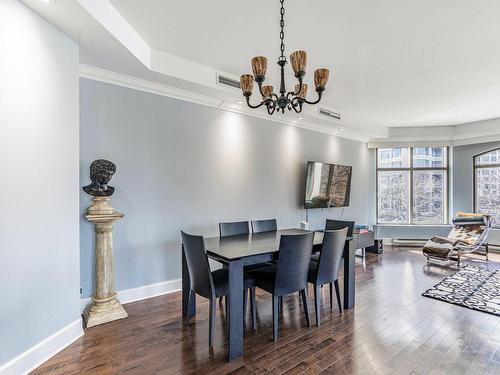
xmin=377 ymin=147 xmax=448 ymax=224
xmin=474 ymin=148 xmax=500 ymax=225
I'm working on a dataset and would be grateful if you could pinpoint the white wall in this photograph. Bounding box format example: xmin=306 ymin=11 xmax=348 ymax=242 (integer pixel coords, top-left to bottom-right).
xmin=0 ymin=0 xmax=81 ymax=371
xmin=79 ymin=78 xmax=376 ymax=298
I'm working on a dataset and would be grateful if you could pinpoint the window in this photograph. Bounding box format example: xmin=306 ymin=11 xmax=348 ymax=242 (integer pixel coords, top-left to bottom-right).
xmin=377 ymin=147 xmax=448 ymax=224
xmin=474 ymin=148 xmax=500 ymax=225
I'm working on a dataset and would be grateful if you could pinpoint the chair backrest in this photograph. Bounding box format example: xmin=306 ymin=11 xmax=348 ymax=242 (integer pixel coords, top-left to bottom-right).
xmin=275 ymin=233 xmax=314 ymax=295
xmin=316 ymin=228 xmax=348 ymax=285
xmin=251 ymin=218 xmax=277 ymax=233
xmin=181 ymin=231 xmax=214 ymax=299
xmin=219 ymin=221 xmax=249 ymax=237
xmin=325 ymin=219 xmax=355 ymax=237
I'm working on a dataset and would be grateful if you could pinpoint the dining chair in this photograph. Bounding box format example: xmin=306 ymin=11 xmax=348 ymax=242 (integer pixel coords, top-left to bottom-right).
xmin=325 ymin=219 xmax=355 ymax=236
xmin=308 ymin=228 xmax=348 ymax=326
xmin=251 ymin=218 xmax=277 ymax=233
xmin=246 ymin=232 xmax=314 ymax=342
xmin=181 ymin=231 xmax=256 ymax=347
xmin=311 ymin=219 xmax=354 ymax=262
xmin=219 ymin=221 xmax=249 ymax=237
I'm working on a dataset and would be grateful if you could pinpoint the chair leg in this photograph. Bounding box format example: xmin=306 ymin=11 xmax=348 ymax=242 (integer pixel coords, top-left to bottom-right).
xmin=329 ymin=282 xmax=333 ymax=309
xmin=250 ymin=287 xmax=256 ymax=331
xmin=272 ymin=295 xmax=279 ymax=342
xmin=279 ymin=295 xmax=283 ymax=314
xmin=300 ymin=289 xmax=311 ymax=328
xmin=209 ymin=298 xmax=215 ymax=348
xmin=243 ymin=289 xmax=247 ymax=330
xmin=314 ymin=284 xmax=321 ymax=327
xmin=188 ymin=289 xmax=196 ymax=316
xmin=334 ymin=280 xmax=342 ymax=313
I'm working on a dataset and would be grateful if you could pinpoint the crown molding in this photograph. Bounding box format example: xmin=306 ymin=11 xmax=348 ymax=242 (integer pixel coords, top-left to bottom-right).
xmin=368 ymin=129 xmax=500 ymax=148
xmin=78 ymin=64 xmax=369 ymax=143
xmin=79 ymin=64 xmax=222 ymax=108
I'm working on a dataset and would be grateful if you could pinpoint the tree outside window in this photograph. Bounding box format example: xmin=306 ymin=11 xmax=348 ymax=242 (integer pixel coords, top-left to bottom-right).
xmin=377 ymin=147 xmax=448 ymax=224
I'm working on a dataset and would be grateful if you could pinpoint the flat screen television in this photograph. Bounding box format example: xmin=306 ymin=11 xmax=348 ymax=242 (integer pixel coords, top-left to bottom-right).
xmin=304 ymin=161 xmax=352 ymax=209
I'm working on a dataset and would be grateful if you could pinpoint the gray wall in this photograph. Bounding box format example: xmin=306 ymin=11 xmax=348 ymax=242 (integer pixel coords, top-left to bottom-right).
xmin=0 ymin=0 xmax=80 ymax=366
xmin=79 ymin=78 xmax=375 ymax=298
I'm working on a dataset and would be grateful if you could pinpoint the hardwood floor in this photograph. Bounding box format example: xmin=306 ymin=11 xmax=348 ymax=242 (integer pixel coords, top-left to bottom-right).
xmin=32 ymin=246 xmax=500 ymax=375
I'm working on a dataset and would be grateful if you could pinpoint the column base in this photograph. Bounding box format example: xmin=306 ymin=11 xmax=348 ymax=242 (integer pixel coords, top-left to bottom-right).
xmin=83 ymin=294 xmax=128 ymax=328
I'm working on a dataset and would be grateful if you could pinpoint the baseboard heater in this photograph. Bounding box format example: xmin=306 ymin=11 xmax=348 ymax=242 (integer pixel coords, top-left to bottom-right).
xmin=391 ymin=239 xmax=427 ymax=247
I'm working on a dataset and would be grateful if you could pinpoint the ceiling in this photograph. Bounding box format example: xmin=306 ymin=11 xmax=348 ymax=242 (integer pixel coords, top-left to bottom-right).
xmin=21 ymin=0 xmax=500 ymax=142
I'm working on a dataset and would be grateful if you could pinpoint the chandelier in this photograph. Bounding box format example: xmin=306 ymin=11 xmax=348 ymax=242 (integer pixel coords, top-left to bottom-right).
xmin=239 ymin=0 xmax=330 ymax=115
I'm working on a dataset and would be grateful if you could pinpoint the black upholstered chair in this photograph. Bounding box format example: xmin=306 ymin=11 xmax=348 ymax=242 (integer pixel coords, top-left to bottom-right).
xmin=325 ymin=219 xmax=355 ymax=236
xmin=220 ymin=220 xmax=274 ymax=274
xmin=308 ymin=228 xmax=348 ymax=326
xmin=311 ymin=219 xmax=353 ymax=262
xmin=181 ymin=231 xmax=256 ymax=347
xmin=247 ymin=232 xmax=314 ymax=341
xmin=219 ymin=221 xmax=249 ymax=237
xmin=251 ymin=218 xmax=277 ymax=233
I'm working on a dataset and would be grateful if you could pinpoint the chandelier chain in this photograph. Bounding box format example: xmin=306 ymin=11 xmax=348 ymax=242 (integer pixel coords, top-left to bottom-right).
xmin=279 ymin=0 xmax=285 ymax=62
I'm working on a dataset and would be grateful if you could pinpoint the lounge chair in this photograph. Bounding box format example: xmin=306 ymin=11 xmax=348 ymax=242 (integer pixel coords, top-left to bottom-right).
xmin=422 ymin=212 xmax=494 ymax=266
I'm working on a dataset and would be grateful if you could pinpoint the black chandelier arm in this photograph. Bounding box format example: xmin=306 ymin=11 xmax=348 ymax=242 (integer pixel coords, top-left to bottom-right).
xmin=245 ymin=96 xmax=267 ymax=109
xmin=245 ymin=96 xmax=276 ymax=110
xmin=266 ymin=101 xmax=277 ymax=115
xmin=285 ymin=78 xmax=304 ymax=102
xmin=302 ymin=91 xmax=323 ymax=105
xmin=290 ymin=96 xmax=303 ymax=113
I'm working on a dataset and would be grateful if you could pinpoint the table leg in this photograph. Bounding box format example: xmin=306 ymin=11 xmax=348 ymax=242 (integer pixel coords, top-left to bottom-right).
xmin=182 ymin=244 xmax=195 ymax=318
xmin=343 ymin=240 xmax=356 ymax=309
xmin=227 ymin=259 xmax=244 ymax=361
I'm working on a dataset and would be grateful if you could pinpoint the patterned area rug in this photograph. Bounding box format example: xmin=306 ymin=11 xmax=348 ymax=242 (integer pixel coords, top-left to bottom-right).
xmin=422 ymin=265 xmax=500 ymax=316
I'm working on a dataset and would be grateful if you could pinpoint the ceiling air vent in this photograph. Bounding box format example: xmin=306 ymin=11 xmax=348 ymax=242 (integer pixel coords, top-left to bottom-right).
xmin=216 ymin=74 xmax=240 ymax=89
xmin=318 ymin=107 xmax=341 ymax=121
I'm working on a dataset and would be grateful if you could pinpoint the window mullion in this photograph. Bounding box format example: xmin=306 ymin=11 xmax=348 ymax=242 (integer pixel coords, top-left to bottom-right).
xmin=409 ymin=147 xmax=413 ymax=224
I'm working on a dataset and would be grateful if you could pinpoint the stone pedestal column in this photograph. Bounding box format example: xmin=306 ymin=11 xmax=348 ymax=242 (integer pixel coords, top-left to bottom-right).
xmin=83 ymin=196 xmax=127 ymax=328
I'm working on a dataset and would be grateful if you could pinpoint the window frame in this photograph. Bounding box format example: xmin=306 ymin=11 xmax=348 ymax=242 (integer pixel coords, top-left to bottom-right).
xmin=376 ymin=147 xmax=449 ymax=225
xmin=473 ymin=148 xmax=500 ymax=227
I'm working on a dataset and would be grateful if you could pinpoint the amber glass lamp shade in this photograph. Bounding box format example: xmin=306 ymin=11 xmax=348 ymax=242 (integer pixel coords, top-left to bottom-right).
xmin=290 ymin=50 xmax=307 ymax=76
xmin=294 ymin=83 xmax=308 ymax=100
xmin=314 ymin=68 xmax=329 ymax=90
xmin=240 ymin=74 xmax=254 ymax=95
xmin=261 ymin=85 xmax=274 ymax=99
xmin=251 ymin=56 xmax=268 ymax=79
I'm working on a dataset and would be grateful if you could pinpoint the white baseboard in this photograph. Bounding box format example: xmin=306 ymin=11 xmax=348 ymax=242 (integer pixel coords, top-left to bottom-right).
xmin=0 ymin=319 xmax=83 ymax=375
xmin=1 ymin=280 xmax=181 ymax=375
xmin=80 ymin=278 xmax=182 ymax=312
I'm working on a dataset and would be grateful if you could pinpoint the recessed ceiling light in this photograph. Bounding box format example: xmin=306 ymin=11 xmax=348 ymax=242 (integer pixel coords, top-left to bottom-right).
xmin=297 ymin=116 xmax=303 ymax=120
xmin=236 ymin=100 xmax=243 ymax=104
xmin=339 ymin=128 xmax=345 ymax=131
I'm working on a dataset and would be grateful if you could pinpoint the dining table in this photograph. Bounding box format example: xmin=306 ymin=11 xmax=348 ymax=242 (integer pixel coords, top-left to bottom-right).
xmin=181 ymin=228 xmax=356 ymax=361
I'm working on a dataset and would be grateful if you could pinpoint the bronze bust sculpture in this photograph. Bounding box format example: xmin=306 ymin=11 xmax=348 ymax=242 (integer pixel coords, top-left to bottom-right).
xmin=83 ymin=159 xmax=116 ymax=196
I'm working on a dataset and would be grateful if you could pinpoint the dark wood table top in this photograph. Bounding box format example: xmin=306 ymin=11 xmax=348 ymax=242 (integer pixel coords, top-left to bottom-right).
xmin=204 ymin=228 xmax=353 ymax=261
